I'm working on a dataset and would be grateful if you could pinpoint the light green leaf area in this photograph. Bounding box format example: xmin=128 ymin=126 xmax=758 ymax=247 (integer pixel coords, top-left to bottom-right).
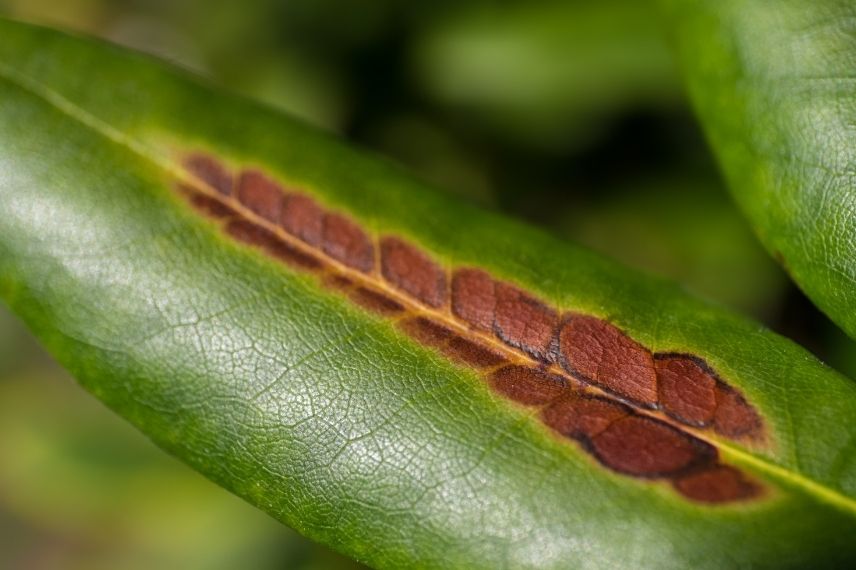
xmin=0 ymin=18 xmax=855 ymax=569
xmin=661 ymin=0 xmax=856 ymax=343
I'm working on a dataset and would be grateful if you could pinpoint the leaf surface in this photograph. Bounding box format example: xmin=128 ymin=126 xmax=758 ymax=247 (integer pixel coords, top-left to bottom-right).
xmin=1 ymin=18 xmax=856 ymax=569
xmin=661 ymin=0 xmax=856 ymax=342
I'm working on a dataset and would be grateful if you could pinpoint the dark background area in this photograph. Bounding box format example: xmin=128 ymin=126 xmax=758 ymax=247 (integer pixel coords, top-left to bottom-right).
xmin=0 ymin=1 xmax=850 ymax=568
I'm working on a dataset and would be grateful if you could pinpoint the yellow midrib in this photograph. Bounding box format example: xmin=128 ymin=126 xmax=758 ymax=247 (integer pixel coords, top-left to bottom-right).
xmin=1 ymin=61 xmax=855 ymax=516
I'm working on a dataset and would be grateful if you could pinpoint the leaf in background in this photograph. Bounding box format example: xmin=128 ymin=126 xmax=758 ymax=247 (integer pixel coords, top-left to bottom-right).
xmin=660 ymin=0 xmax=856 ymax=343
xmin=1 ymin=18 xmax=856 ymax=569
xmin=414 ymin=0 xmax=681 ymax=149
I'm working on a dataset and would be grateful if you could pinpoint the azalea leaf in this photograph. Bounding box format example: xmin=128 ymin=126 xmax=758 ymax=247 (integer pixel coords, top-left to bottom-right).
xmin=661 ymin=0 xmax=856 ymax=343
xmin=1 ymin=18 xmax=855 ymax=569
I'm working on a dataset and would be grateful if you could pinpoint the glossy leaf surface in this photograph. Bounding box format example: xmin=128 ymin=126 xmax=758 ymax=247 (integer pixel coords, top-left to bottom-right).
xmin=661 ymin=0 xmax=856 ymax=342
xmin=1 ymin=18 xmax=856 ymax=569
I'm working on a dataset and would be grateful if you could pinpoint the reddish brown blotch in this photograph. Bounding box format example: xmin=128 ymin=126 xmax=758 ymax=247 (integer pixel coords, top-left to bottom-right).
xmin=237 ymin=169 xmax=283 ymax=223
xmin=493 ymin=282 xmax=559 ymax=362
xmin=381 ymin=236 xmax=447 ymax=308
xmin=674 ymin=464 xmax=760 ymax=503
xmin=184 ymin=152 xmax=233 ymax=196
xmin=186 ymin=192 xmax=237 ymax=219
xmin=282 ymin=194 xmax=324 ymax=246
xmin=226 ymin=219 xmax=321 ymax=270
xmin=442 ymin=337 xmax=506 ymax=369
xmin=489 ymin=365 xmax=566 ymax=406
xmin=451 ymin=268 xmax=496 ymax=331
xmin=655 ymin=355 xmax=718 ymax=427
xmin=557 ymin=315 xmax=659 ymax=407
xmin=350 ymin=286 xmax=406 ymax=317
xmin=322 ymin=213 xmax=375 ymax=272
xmin=398 ymin=317 xmax=453 ymax=347
xmin=713 ymin=383 xmax=762 ymax=439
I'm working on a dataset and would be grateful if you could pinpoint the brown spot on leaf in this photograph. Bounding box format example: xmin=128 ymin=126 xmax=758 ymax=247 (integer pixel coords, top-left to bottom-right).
xmin=674 ymin=465 xmax=760 ymax=503
xmin=489 ymin=365 xmax=566 ymax=406
xmin=398 ymin=317 xmax=453 ymax=347
xmin=656 ymin=355 xmax=717 ymax=427
xmin=494 ymin=283 xmax=558 ymax=362
xmin=350 ymin=287 xmax=405 ymax=316
xmin=282 ymin=194 xmax=324 ymax=246
xmin=185 ymin=191 xmax=237 ymax=219
xmin=184 ymin=153 xmax=233 ymax=195
xmin=322 ymin=213 xmax=375 ymax=272
xmin=590 ymin=415 xmax=715 ymax=477
xmin=714 ymin=384 xmax=762 ymax=439
xmin=542 ymin=396 xmax=628 ymax=439
xmin=442 ymin=337 xmax=506 ymax=369
xmin=557 ymin=315 xmax=657 ymax=407
xmin=237 ymin=169 xmax=284 ymax=223
xmin=225 ymin=219 xmax=279 ymax=249
xmin=226 ymin=220 xmax=321 ymax=271
xmin=381 ymin=236 xmax=447 ymax=308
xmin=322 ymin=274 xmax=353 ymax=291
xmin=451 ymin=268 xmax=496 ymax=331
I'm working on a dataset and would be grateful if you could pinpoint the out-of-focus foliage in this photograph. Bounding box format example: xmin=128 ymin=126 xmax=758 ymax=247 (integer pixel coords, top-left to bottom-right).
xmin=414 ymin=0 xmax=681 ymax=150
xmin=1 ymin=0 xmax=856 ymax=568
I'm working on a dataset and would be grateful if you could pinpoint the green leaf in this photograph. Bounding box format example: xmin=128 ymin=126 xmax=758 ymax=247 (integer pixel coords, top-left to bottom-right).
xmin=414 ymin=0 xmax=681 ymax=149
xmin=660 ymin=0 xmax=856 ymax=343
xmin=1 ymin=17 xmax=856 ymax=569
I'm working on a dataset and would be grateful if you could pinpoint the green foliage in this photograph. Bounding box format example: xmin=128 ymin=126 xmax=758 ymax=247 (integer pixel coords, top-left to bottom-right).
xmin=662 ymin=0 xmax=856 ymax=342
xmin=1 ymin=14 xmax=856 ymax=569
xmin=415 ymin=0 xmax=680 ymax=149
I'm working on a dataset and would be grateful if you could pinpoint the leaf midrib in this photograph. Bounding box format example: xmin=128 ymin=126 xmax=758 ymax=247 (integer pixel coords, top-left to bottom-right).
xmin=1 ymin=59 xmax=854 ymax=516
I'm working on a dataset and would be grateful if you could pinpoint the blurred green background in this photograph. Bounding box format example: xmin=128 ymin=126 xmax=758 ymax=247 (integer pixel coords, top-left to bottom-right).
xmin=0 ymin=1 xmax=853 ymax=568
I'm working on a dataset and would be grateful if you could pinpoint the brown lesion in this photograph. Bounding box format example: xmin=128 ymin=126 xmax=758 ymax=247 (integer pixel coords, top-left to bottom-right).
xmin=350 ymin=286 xmax=406 ymax=317
xmin=451 ymin=268 xmax=496 ymax=332
xmin=178 ymin=151 xmax=769 ymax=505
xmin=322 ymin=213 xmax=375 ymax=272
xmin=381 ymin=236 xmax=447 ymax=308
xmin=493 ymin=282 xmax=559 ymax=362
xmin=489 ymin=365 xmax=566 ymax=406
xmin=556 ymin=314 xmax=658 ymax=407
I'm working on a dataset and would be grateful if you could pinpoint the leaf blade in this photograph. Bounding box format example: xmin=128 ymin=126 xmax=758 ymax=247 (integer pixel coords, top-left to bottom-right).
xmin=1 ymin=18 xmax=856 ymax=568
xmin=660 ymin=0 xmax=856 ymax=343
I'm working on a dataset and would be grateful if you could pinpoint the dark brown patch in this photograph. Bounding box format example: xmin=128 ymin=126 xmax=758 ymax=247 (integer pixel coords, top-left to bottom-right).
xmin=226 ymin=219 xmax=279 ymax=249
xmin=451 ymin=268 xmax=496 ymax=331
xmin=185 ymin=190 xmax=237 ymax=219
xmin=322 ymin=213 xmax=375 ymax=272
xmin=237 ymin=169 xmax=284 ymax=223
xmin=714 ymin=384 xmax=762 ymax=439
xmin=350 ymin=287 xmax=406 ymax=316
xmin=282 ymin=194 xmax=324 ymax=246
xmin=493 ymin=283 xmax=558 ymax=362
xmin=398 ymin=317 xmax=453 ymax=347
xmin=489 ymin=365 xmax=566 ymax=406
xmin=184 ymin=153 xmax=233 ymax=195
xmin=442 ymin=337 xmax=506 ymax=368
xmin=542 ymin=396 xmax=628 ymax=439
xmin=226 ymin=220 xmax=321 ymax=271
xmin=655 ymin=355 xmax=717 ymax=426
xmin=590 ymin=415 xmax=715 ymax=477
xmin=557 ymin=315 xmax=658 ymax=406
xmin=674 ymin=465 xmax=760 ymax=503
xmin=380 ymin=236 xmax=447 ymax=308
xmin=322 ymin=274 xmax=354 ymax=291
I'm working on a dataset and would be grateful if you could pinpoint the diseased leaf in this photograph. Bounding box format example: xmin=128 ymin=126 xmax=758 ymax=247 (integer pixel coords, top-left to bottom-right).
xmin=1 ymin=18 xmax=856 ymax=569
xmin=660 ymin=0 xmax=856 ymax=342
